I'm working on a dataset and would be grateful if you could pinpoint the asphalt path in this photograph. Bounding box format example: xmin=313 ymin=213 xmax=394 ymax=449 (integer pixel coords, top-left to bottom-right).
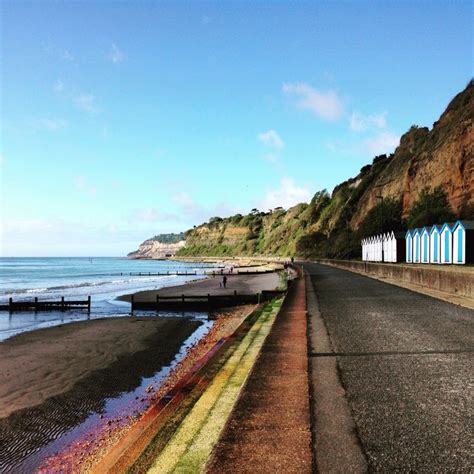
xmin=304 ymin=262 xmax=473 ymax=473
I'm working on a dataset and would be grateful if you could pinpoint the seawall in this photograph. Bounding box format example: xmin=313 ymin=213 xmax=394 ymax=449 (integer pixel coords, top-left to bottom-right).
xmin=313 ymin=259 xmax=473 ymax=301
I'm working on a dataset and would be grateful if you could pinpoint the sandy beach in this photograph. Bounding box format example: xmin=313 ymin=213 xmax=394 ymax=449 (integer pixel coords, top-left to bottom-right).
xmin=120 ymin=272 xmax=281 ymax=302
xmin=0 ymin=316 xmax=201 ymax=471
xmin=37 ymin=305 xmax=255 ymax=473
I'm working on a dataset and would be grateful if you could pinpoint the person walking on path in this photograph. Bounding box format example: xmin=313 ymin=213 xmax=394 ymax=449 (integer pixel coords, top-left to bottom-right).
xmin=222 ymin=275 xmax=227 ymax=288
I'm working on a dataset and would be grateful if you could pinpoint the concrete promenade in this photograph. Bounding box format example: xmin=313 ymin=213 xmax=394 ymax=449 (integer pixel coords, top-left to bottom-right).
xmin=304 ymin=263 xmax=473 ymax=472
xmin=206 ymin=275 xmax=313 ymax=472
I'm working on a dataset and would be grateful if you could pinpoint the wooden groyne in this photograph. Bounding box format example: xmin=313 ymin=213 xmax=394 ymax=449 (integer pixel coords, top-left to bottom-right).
xmin=0 ymin=296 xmax=91 ymax=313
xmin=130 ymin=290 xmax=285 ymax=312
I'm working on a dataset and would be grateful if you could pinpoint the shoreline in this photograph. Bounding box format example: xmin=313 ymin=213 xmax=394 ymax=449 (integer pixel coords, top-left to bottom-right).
xmin=0 ymin=316 xmax=202 ymax=472
xmin=119 ymin=271 xmax=282 ymax=303
xmin=39 ymin=304 xmax=256 ymax=472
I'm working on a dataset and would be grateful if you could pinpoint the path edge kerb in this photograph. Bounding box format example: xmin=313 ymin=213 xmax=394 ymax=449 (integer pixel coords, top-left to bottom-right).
xmin=305 ymin=269 xmax=368 ymax=473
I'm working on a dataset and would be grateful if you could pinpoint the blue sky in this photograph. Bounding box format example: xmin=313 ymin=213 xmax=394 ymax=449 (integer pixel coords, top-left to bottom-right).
xmin=1 ymin=1 xmax=472 ymax=256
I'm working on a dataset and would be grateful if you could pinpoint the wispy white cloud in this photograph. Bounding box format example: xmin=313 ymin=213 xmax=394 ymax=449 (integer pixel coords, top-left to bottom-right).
xmin=128 ymin=207 xmax=179 ymax=223
xmin=35 ymin=118 xmax=67 ymax=131
xmin=173 ymin=192 xmax=237 ymax=224
xmin=263 ymin=153 xmax=279 ymax=163
xmin=260 ymin=177 xmax=312 ymax=210
xmin=61 ymin=50 xmax=75 ymax=62
xmin=350 ymin=111 xmax=387 ymax=132
xmin=54 ymin=79 xmax=64 ymax=93
xmin=54 ymin=79 xmax=100 ymax=114
xmin=363 ymin=131 xmax=400 ymax=155
xmin=282 ymin=82 xmax=344 ymax=121
xmin=74 ymin=93 xmax=99 ymax=113
xmin=74 ymin=176 xmax=97 ymax=195
xmin=258 ymin=129 xmax=284 ymax=149
xmin=108 ymin=43 xmax=123 ymax=64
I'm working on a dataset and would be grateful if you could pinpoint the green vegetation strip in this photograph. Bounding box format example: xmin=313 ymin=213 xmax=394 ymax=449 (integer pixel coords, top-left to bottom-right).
xmin=147 ymin=299 xmax=283 ymax=474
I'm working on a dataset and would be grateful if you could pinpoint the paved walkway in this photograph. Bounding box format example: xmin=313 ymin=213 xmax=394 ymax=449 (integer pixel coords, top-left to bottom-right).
xmin=304 ymin=262 xmax=474 ymax=472
xmin=206 ymin=276 xmax=313 ymax=473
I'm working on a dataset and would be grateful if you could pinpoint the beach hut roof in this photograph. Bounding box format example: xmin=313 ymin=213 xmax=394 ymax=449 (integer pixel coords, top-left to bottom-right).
xmin=430 ymin=224 xmax=442 ymax=234
xmin=440 ymin=222 xmax=453 ymax=233
xmin=412 ymin=228 xmax=421 ymax=235
xmin=421 ymin=226 xmax=430 ymax=235
xmin=405 ymin=229 xmax=413 ymax=238
xmin=452 ymin=220 xmax=474 ymax=231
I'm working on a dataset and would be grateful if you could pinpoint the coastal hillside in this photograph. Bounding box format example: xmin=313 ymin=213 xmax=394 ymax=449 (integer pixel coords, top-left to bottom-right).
xmin=128 ymin=233 xmax=185 ymax=259
xmin=133 ymin=81 xmax=473 ymax=259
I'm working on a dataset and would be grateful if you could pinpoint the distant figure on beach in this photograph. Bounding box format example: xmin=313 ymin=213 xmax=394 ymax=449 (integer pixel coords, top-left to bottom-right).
xmin=291 ymin=256 xmax=294 ymax=264
xmin=223 ymin=275 xmax=227 ymax=288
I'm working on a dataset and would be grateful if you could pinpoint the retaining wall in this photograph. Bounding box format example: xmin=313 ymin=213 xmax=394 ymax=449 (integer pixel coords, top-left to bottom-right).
xmin=314 ymin=259 xmax=473 ymax=299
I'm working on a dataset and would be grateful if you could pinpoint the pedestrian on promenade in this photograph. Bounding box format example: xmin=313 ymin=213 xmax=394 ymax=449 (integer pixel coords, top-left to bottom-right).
xmin=223 ymin=275 xmax=227 ymax=288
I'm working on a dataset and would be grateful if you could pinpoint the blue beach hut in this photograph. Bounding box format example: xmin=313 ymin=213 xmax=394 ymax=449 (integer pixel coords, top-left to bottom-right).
xmin=420 ymin=227 xmax=430 ymax=264
xmin=440 ymin=223 xmax=453 ymax=264
xmin=405 ymin=229 xmax=413 ymax=263
xmin=412 ymin=228 xmax=421 ymax=263
xmin=452 ymin=220 xmax=474 ymax=264
xmin=429 ymin=225 xmax=442 ymax=264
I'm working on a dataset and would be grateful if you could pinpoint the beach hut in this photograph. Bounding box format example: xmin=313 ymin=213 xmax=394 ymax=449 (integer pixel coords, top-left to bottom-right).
xmin=387 ymin=231 xmax=406 ymax=263
xmin=429 ymin=225 xmax=442 ymax=264
xmin=406 ymin=229 xmax=413 ymax=263
xmin=383 ymin=233 xmax=390 ymax=262
xmin=378 ymin=234 xmax=384 ymax=262
xmin=374 ymin=235 xmax=383 ymax=262
xmin=370 ymin=236 xmax=375 ymax=261
xmin=412 ymin=228 xmax=422 ymax=263
xmin=420 ymin=227 xmax=430 ymax=263
xmin=452 ymin=220 xmax=474 ymax=264
xmin=440 ymin=223 xmax=453 ymax=264
xmin=361 ymin=238 xmax=366 ymax=261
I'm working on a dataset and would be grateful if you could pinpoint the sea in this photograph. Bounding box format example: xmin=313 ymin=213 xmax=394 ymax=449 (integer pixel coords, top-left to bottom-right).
xmin=0 ymin=257 xmax=219 ymax=341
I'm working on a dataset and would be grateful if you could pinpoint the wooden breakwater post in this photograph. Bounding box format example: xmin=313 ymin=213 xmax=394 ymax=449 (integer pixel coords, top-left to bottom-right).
xmin=131 ymin=294 xmax=135 ymax=316
xmin=8 ymin=297 xmax=12 ymax=313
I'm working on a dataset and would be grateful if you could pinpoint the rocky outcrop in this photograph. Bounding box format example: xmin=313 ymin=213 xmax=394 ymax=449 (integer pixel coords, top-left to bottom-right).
xmin=127 ymin=239 xmax=186 ymax=259
xmin=349 ymin=82 xmax=473 ymax=228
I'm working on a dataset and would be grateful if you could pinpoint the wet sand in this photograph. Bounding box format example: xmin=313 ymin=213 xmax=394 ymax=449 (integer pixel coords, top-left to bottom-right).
xmin=40 ymin=305 xmax=255 ymax=473
xmin=120 ymin=272 xmax=281 ymax=303
xmin=0 ymin=316 xmax=201 ymax=472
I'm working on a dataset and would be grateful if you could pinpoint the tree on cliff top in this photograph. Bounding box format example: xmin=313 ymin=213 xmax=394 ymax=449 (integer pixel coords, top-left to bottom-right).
xmin=406 ymin=186 xmax=455 ymax=229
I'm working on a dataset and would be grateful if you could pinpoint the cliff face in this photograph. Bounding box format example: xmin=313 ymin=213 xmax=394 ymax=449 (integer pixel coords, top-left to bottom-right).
xmin=349 ymin=83 xmax=473 ymax=228
xmin=130 ymin=81 xmax=473 ymax=259
xmin=127 ymin=239 xmax=186 ymax=259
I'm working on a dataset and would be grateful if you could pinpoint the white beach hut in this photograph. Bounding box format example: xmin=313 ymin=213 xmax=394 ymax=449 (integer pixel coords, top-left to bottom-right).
xmin=373 ymin=235 xmax=379 ymax=262
xmin=361 ymin=238 xmax=366 ymax=261
xmin=406 ymin=229 xmax=413 ymax=263
xmin=440 ymin=223 xmax=453 ymax=264
xmin=412 ymin=228 xmax=421 ymax=263
xmin=420 ymin=227 xmax=430 ymax=264
xmin=383 ymin=233 xmax=390 ymax=262
xmin=429 ymin=225 xmax=441 ymax=264
xmin=452 ymin=220 xmax=474 ymax=264
xmin=378 ymin=234 xmax=384 ymax=262
xmin=385 ymin=230 xmax=406 ymax=263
